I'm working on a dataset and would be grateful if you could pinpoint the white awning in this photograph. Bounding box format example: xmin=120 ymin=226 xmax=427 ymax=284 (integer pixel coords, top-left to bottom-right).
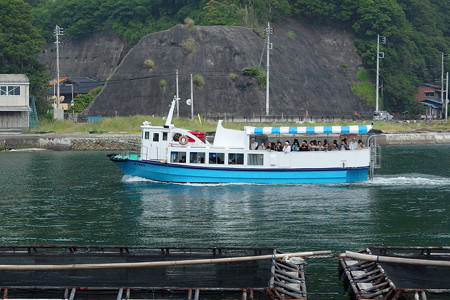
xmin=0 ymin=106 xmax=31 ymax=112
xmin=245 ymin=125 xmax=373 ymax=135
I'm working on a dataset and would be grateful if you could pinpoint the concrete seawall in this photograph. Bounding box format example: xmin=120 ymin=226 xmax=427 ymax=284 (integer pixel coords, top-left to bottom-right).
xmin=1 ymin=134 xmax=140 ymax=151
xmin=378 ymin=132 xmax=450 ymax=145
xmin=1 ymin=131 xmax=450 ymax=151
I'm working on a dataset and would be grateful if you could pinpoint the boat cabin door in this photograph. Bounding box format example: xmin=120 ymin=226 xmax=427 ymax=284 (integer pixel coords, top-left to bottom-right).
xmin=141 ymin=130 xmax=169 ymax=160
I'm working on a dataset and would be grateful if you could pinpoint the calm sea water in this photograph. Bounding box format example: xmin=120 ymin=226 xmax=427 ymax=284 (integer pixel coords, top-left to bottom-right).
xmin=0 ymin=144 xmax=449 ymax=299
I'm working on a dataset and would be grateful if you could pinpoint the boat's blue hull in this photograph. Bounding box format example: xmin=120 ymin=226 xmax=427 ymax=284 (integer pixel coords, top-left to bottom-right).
xmin=113 ymin=159 xmax=369 ymax=184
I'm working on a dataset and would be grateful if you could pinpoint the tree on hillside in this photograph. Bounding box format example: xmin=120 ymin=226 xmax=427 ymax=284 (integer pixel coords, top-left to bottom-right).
xmin=0 ymin=0 xmax=49 ymax=115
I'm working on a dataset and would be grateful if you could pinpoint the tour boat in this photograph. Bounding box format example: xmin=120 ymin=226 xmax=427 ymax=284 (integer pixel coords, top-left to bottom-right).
xmin=109 ymin=100 xmax=379 ymax=184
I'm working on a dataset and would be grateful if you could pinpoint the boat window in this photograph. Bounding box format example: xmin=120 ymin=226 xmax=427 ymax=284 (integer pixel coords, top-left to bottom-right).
xmin=162 ymin=132 xmax=168 ymax=141
xmin=153 ymin=133 xmax=159 ymax=142
xmin=209 ymin=153 xmax=225 ymax=164
xmin=228 ymin=153 xmax=244 ymax=165
xmin=144 ymin=131 xmax=149 ymax=140
xmin=248 ymin=153 xmax=264 ymax=165
xmin=190 ymin=152 xmax=205 ymax=164
xmin=171 ymin=151 xmax=187 ymax=163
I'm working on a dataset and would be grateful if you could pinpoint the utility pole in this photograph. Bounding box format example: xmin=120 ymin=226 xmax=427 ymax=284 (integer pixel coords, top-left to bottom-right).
xmin=190 ymin=74 xmax=194 ymax=120
xmin=441 ymin=53 xmax=450 ymax=119
xmin=446 ymin=71 xmax=449 ymax=120
xmin=375 ymin=34 xmax=386 ymax=112
xmin=176 ymin=69 xmax=180 ymax=117
xmin=265 ymin=23 xmax=273 ymax=116
xmin=54 ymin=25 xmax=63 ymax=119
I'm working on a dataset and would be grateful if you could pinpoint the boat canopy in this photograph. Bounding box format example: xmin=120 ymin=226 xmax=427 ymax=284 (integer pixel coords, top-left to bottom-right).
xmin=244 ymin=125 xmax=373 ymax=135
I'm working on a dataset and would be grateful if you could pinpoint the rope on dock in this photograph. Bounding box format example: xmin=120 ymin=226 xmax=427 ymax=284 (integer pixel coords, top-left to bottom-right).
xmin=0 ymin=250 xmax=331 ymax=271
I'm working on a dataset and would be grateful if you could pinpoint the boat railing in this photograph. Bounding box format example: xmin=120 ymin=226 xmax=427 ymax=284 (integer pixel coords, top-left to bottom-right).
xmin=367 ymin=135 xmax=381 ymax=180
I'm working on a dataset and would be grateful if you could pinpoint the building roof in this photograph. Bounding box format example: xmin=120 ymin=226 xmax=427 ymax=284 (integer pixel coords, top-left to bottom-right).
xmin=0 ymin=74 xmax=29 ymax=84
xmin=420 ymin=99 xmax=442 ymax=109
xmin=0 ymin=106 xmax=31 ymax=112
xmin=48 ymin=77 xmax=103 ymax=95
xmin=419 ymin=83 xmax=441 ymax=90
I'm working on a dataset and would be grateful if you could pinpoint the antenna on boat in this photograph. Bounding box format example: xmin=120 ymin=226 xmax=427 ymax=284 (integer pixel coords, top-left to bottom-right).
xmin=165 ymin=99 xmax=176 ymax=127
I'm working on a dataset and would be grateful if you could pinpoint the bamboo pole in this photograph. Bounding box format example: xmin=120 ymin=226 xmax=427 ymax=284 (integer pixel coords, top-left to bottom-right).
xmin=0 ymin=251 xmax=331 ymax=271
xmin=340 ymin=251 xmax=450 ymax=267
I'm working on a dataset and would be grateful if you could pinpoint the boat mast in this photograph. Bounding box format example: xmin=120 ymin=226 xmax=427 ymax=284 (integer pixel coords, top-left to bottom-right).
xmin=165 ymin=100 xmax=176 ymax=127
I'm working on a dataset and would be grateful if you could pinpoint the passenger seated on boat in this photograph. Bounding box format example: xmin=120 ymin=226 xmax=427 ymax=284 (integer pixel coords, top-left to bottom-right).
xmin=292 ymin=139 xmax=300 ymax=151
xmin=348 ymin=137 xmax=358 ymax=150
xmin=332 ymin=140 xmax=339 ymax=151
xmin=309 ymin=141 xmax=316 ymax=151
xmin=283 ymin=141 xmax=291 ymax=153
xmin=179 ymin=156 xmax=186 ymax=163
xmin=299 ymin=141 xmax=309 ymax=151
xmin=266 ymin=142 xmax=274 ymax=151
xmin=250 ymin=138 xmax=258 ymax=150
xmin=257 ymin=142 xmax=266 ymax=150
xmin=192 ymin=156 xmax=204 ymax=163
xmin=339 ymin=140 xmax=349 ymax=151
xmin=357 ymin=140 xmax=366 ymax=150
xmin=317 ymin=141 xmax=324 ymax=151
xmin=324 ymin=141 xmax=331 ymax=151
xmin=276 ymin=141 xmax=283 ymax=152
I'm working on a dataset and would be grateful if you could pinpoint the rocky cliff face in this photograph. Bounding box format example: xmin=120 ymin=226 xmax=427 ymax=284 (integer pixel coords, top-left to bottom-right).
xmin=38 ymin=32 xmax=129 ymax=81
xmin=44 ymin=20 xmax=372 ymax=118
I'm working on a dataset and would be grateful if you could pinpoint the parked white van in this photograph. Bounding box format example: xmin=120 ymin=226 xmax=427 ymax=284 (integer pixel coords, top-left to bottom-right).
xmin=373 ymin=111 xmax=393 ymax=121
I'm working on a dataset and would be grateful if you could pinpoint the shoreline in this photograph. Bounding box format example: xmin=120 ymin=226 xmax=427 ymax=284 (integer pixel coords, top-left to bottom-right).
xmin=1 ymin=131 xmax=450 ymax=151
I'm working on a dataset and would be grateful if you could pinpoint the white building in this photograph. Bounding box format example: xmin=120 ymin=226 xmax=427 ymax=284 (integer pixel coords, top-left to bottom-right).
xmin=0 ymin=74 xmax=31 ymax=130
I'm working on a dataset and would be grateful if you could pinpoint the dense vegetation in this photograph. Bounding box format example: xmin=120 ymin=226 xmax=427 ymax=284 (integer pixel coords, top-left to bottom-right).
xmin=2 ymin=0 xmax=449 ymax=117
xmin=0 ymin=0 xmax=49 ymax=115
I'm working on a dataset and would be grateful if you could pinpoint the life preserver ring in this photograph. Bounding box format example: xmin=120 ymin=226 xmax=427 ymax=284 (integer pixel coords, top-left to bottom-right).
xmin=179 ymin=135 xmax=188 ymax=145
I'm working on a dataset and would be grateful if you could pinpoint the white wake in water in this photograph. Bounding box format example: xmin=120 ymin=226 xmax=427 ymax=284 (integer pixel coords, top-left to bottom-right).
xmin=120 ymin=175 xmax=254 ymax=186
xmin=121 ymin=174 xmax=450 ymax=188
xmin=362 ymin=173 xmax=450 ymax=188
xmin=121 ymin=175 xmax=153 ymax=182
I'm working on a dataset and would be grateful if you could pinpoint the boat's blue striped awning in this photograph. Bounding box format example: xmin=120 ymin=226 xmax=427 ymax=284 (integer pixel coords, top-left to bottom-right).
xmin=245 ymin=125 xmax=373 ymax=135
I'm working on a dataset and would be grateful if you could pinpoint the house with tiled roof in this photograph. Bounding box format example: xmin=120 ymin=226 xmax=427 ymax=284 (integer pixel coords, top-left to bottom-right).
xmin=413 ymin=83 xmax=444 ymax=119
xmin=49 ymin=77 xmax=102 ymax=111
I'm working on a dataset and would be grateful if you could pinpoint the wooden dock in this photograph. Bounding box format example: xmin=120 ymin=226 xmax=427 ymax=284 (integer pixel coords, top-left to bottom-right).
xmin=338 ymin=246 xmax=450 ymax=300
xmin=0 ymin=245 xmax=326 ymax=300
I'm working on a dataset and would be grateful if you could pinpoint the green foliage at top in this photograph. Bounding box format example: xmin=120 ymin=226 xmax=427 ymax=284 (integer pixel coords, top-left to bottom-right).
xmin=0 ymin=0 xmax=49 ymax=115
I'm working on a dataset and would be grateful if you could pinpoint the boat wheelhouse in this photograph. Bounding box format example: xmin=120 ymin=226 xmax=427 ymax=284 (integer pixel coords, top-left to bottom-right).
xmin=109 ymin=100 xmax=379 ymax=184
